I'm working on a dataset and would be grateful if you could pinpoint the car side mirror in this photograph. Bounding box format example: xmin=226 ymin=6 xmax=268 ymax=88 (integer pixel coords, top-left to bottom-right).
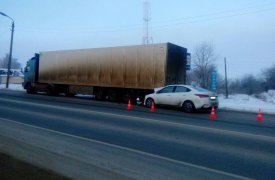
xmin=24 ymin=67 xmax=30 ymax=73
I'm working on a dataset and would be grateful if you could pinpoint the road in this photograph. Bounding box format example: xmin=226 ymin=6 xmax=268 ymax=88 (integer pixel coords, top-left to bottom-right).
xmin=0 ymin=89 xmax=275 ymax=179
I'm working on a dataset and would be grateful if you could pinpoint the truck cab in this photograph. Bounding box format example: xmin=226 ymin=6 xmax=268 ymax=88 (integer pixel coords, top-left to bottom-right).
xmin=22 ymin=54 xmax=39 ymax=93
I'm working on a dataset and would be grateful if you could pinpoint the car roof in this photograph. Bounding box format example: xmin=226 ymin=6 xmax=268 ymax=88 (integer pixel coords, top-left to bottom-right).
xmin=166 ymin=84 xmax=193 ymax=88
xmin=166 ymin=84 xmax=210 ymax=91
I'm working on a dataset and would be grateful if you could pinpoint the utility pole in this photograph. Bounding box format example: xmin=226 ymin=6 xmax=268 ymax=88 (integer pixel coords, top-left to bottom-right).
xmin=0 ymin=12 xmax=15 ymax=89
xmin=224 ymin=57 xmax=228 ymax=99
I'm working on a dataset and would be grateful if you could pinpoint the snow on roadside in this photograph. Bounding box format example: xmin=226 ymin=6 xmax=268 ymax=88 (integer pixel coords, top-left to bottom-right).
xmin=219 ymin=92 xmax=275 ymax=115
xmin=0 ymin=83 xmax=24 ymax=91
xmin=258 ymin=90 xmax=275 ymax=104
xmin=1 ymin=84 xmax=275 ymax=115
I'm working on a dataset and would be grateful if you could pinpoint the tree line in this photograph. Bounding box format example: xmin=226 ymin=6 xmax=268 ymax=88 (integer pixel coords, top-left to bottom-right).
xmin=0 ymin=54 xmax=21 ymax=69
xmin=188 ymin=42 xmax=275 ymax=95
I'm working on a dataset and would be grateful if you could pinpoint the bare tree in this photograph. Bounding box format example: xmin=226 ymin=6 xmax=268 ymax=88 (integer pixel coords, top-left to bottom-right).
xmin=191 ymin=42 xmax=217 ymax=89
xmin=241 ymin=75 xmax=262 ymax=95
xmin=0 ymin=54 xmax=21 ymax=69
xmin=263 ymin=64 xmax=275 ymax=90
xmin=227 ymin=74 xmax=263 ymax=95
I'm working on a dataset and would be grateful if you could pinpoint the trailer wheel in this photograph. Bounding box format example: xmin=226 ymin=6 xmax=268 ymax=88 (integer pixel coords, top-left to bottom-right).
xmin=64 ymin=87 xmax=73 ymax=97
xmin=65 ymin=93 xmax=75 ymax=97
xmin=108 ymin=90 xmax=117 ymax=102
xmin=95 ymin=88 xmax=105 ymax=100
xmin=122 ymin=92 xmax=131 ymax=104
xmin=47 ymin=85 xmax=57 ymax=96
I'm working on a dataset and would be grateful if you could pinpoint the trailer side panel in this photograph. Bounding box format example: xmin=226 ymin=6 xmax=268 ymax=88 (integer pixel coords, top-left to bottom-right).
xmin=39 ymin=43 xmax=168 ymax=89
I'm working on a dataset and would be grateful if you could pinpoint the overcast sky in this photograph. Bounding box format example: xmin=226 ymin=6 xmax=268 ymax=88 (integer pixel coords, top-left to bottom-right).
xmin=1 ymin=0 xmax=274 ymax=79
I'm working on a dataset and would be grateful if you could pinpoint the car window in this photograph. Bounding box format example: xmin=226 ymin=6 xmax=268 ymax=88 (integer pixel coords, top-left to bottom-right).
xmin=175 ymin=86 xmax=190 ymax=93
xmin=24 ymin=66 xmax=30 ymax=73
xmin=192 ymin=86 xmax=211 ymax=93
xmin=157 ymin=86 xmax=175 ymax=94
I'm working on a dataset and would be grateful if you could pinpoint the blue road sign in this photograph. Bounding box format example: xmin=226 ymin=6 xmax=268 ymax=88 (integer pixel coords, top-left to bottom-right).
xmin=211 ymin=70 xmax=217 ymax=92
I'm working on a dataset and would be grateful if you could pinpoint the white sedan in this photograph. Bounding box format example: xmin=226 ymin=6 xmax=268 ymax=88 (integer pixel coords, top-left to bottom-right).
xmin=144 ymin=85 xmax=219 ymax=113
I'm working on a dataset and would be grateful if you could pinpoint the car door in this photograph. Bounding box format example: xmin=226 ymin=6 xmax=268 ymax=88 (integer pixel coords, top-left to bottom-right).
xmin=172 ymin=86 xmax=191 ymax=106
xmin=155 ymin=86 xmax=175 ymax=105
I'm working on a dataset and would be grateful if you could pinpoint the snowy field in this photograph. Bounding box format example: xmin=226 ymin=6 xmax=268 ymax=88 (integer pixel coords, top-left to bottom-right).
xmin=1 ymin=84 xmax=275 ymax=115
xmin=219 ymin=92 xmax=275 ymax=115
xmin=0 ymin=84 xmax=24 ymax=91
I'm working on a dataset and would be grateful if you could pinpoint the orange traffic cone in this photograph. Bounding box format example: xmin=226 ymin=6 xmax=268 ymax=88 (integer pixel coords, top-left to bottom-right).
xmin=209 ymin=106 xmax=216 ymax=120
xmin=127 ymin=99 xmax=132 ymax=110
xmin=150 ymin=101 xmax=155 ymax=112
xmin=257 ymin=109 xmax=263 ymax=121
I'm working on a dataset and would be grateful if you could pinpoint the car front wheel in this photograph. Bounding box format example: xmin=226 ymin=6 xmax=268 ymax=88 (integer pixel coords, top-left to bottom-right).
xmin=145 ymin=98 xmax=154 ymax=108
xmin=182 ymin=101 xmax=195 ymax=113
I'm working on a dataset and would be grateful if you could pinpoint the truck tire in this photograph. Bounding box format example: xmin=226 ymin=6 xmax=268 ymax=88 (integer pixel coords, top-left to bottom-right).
xmin=108 ymin=90 xmax=117 ymax=102
xmin=46 ymin=85 xmax=57 ymax=96
xmin=65 ymin=93 xmax=75 ymax=97
xmin=65 ymin=88 xmax=74 ymax=97
xmin=95 ymin=88 xmax=105 ymax=101
xmin=122 ymin=92 xmax=131 ymax=104
xmin=26 ymin=83 xmax=35 ymax=94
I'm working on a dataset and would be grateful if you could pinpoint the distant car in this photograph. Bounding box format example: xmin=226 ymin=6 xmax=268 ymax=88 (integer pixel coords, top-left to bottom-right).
xmin=144 ymin=85 xmax=219 ymax=113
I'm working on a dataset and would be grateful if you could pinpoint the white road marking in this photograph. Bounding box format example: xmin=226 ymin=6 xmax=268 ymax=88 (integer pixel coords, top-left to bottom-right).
xmin=0 ymin=117 xmax=252 ymax=180
xmin=1 ymin=97 xmax=275 ymax=142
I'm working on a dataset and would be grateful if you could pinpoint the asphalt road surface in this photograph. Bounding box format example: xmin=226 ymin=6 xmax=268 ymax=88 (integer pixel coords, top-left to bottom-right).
xmin=0 ymin=89 xmax=275 ymax=179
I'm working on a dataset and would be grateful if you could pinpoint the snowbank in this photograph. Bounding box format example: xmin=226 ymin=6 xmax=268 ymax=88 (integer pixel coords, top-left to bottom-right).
xmin=257 ymin=90 xmax=275 ymax=104
xmin=219 ymin=92 xmax=275 ymax=114
xmin=1 ymin=84 xmax=274 ymax=115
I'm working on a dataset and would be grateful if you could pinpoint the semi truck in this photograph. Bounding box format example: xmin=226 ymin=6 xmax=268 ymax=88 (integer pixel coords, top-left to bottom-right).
xmin=23 ymin=43 xmax=189 ymax=103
